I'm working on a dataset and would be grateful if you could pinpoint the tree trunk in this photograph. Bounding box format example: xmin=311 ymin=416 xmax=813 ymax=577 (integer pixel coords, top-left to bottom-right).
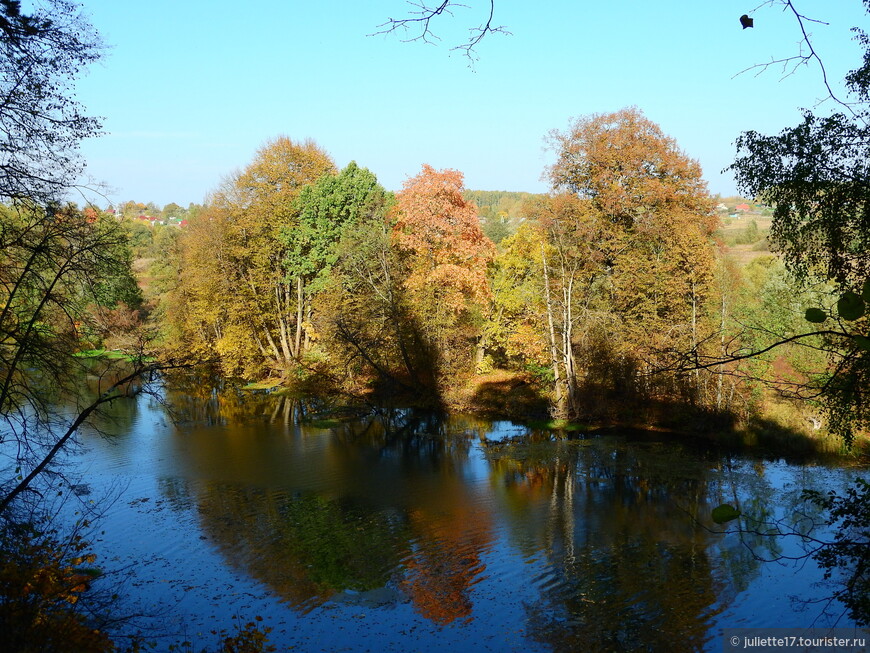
xmin=562 ymin=269 xmax=578 ymax=415
xmin=542 ymin=243 xmax=566 ymax=417
xmin=276 ymin=284 xmax=294 ymax=363
xmin=717 ymin=291 xmax=727 ymax=410
xmin=294 ymin=276 xmax=304 ymax=359
xmin=691 ymin=280 xmax=700 ymax=396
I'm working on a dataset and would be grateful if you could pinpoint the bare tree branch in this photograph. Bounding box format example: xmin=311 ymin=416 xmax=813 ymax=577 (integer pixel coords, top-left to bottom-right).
xmin=373 ymin=0 xmax=509 ymax=65
xmin=0 ymin=358 xmax=193 ymax=515
xmin=735 ymin=1 xmax=859 ymax=115
xmin=657 ymin=328 xmax=849 ymax=374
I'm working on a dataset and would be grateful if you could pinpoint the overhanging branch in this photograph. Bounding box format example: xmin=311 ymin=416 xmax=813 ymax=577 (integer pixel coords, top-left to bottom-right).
xmin=373 ymin=0 xmax=509 ymax=65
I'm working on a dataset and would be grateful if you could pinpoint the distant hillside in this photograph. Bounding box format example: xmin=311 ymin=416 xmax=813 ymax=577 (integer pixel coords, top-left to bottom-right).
xmin=464 ymin=190 xmax=545 ymax=219
xmin=464 ymin=190 xmax=546 ymax=244
xmin=714 ymin=195 xmax=773 ymax=218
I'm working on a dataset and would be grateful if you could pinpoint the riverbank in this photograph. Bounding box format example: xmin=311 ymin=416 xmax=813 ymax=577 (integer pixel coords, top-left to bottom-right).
xmin=246 ymin=366 xmax=868 ymax=463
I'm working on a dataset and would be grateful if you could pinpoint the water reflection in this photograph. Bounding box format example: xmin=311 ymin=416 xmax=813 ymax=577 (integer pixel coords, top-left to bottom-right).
xmin=485 ymin=441 xmax=725 ymax=650
xmin=157 ymin=399 xmax=498 ymax=622
xmin=77 ymin=380 xmax=866 ymax=648
xmin=186 ymin=485 xmax=408 ymax=611
xmin=401 ymin=479 xmax=493 ymax=625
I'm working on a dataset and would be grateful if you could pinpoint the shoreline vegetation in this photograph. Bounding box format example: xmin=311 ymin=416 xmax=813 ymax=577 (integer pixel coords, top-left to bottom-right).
xmin=225 ymin=365 xmax=868 ymax=462
xmin=113 ymin=116 xmax=865 ymax=466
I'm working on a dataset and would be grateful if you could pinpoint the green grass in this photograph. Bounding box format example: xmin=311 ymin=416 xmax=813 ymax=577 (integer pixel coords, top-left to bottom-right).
xmin=241 ymin=380 xmax=282 ymax=390
xmin=73 ymin=349 xmax=106 ymax=358
xmin=526 ymin=418 xmax=589 ymax=432
xmin=73 ymin=349 xmax=154 ymax=362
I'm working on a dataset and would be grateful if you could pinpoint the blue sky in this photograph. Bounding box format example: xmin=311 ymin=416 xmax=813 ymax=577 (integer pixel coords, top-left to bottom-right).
xmin=72 ymin=1 xmax=867 ymax=208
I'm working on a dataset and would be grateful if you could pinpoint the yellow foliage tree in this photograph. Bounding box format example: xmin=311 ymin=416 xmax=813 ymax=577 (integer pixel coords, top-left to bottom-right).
xmin=171 ymin=137 xmax=336 ymax=377
xmin=489 ymin=108 xmax=719 ymax=418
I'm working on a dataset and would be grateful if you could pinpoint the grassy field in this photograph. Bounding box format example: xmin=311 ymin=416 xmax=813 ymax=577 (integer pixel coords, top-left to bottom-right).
xmin=715 ymin=214 xmax=774 ymax=267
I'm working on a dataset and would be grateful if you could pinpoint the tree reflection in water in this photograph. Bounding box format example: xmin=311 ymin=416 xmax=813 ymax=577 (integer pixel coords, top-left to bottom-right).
xmin=400 ymin=480 xmax=493 ymax=625
xmin=184 ymin=486 xmax=408 ymax=611
xmin=158 ymin=402 xmax=494 ymax=621
xmin=484 ymin=439 xmax=781 ymax=651
xmin=145 ymin=383 xmax=859 ymax=643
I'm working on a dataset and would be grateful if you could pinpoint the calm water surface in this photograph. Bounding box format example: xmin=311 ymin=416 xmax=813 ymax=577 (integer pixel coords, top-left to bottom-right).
xmin=60 ymin=382 xmax=868 ymax=652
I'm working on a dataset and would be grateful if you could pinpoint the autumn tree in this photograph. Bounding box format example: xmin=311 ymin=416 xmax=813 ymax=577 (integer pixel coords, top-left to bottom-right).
xmin=281 ymin=161 xmax=391 ymax=355
xmin=314 ymin=164 xmax=495 ymax=398
xmin=168 ymin=203 xmax=232 ymax=365
xmin=525 ymin=193 xmax=613 ymax=416
xmin=506 ymin=108 xmax=718 ymax=419
xmin=547 ymin=107 xmax=714 ymax=229
xmin=317 ymin=215 xmax=434 ymax=396
xmin=171 ymin=137 xmax=335 ymax=377
xmin=392 ymin=165 xmax=495 ymax=381
xmin=484 ymin=221 xmax=550 ymax=373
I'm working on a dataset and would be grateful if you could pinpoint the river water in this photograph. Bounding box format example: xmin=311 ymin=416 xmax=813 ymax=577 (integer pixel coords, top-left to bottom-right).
xmin=53 ymin=381 xmax=868 ymax=652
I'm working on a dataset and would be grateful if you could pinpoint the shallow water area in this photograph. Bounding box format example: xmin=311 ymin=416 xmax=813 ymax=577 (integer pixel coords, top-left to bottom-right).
xmin=57 ymin=383 xmax=869 ymax=652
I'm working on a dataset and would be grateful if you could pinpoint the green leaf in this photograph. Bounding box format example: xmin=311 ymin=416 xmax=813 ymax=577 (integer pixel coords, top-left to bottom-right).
xmin=856 ymin=335 xmax=870 ymax=352
xmin=863 ymin=278 xmax=870 ymax=303
xmin=712 ymin=504 xmax=741 ymax=524
xmin=838 ymin=291 xmax=866 ymax=321
xmin=78 ymin=567 xmax=103 ymax=578
xmin=805 ymin=308 xmax=827 ymax=323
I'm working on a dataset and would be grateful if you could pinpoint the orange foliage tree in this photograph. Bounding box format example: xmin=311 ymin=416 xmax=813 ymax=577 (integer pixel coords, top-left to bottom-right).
xmin=546 ymin=108 xmax=717 ymax=416
xmin=392 ymin=165 xmax=495 ymax=380
xmin=488 ymin=108 xmax=719 ymax=418
xmin=547 ymin=107 xmax=714 ymax=229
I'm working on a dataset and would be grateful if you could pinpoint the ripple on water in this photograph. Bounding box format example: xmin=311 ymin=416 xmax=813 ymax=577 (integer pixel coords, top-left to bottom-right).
xmin=48 ymin=393 xmax=870 ymax=650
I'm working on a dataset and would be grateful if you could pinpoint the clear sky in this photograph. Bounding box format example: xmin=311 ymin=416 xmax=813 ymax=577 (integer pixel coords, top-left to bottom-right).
xmin=71 ymin=1 xmax=867 ymax=208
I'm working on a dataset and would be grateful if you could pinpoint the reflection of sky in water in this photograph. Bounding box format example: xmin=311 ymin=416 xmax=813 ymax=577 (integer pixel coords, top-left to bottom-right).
xmin=56 ymin=392 xmax=870 ymax=652
xmin=709 ymin=459 xmax=865 ymax=630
